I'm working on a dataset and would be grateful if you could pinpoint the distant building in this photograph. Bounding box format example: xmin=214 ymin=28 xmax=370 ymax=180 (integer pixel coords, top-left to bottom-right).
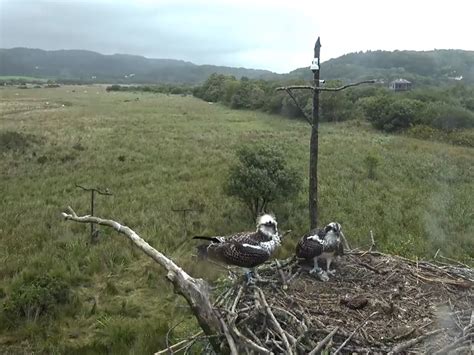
xmin=389 ymin=78 xmax=412 ymax=91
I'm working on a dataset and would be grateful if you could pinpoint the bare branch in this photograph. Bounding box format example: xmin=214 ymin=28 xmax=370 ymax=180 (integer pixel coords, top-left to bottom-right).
xmin=388 ymin=328 xmax=444 ymax=354
xmin=317 ymin=80 xmax=376 ymax=92
xmin=257 ymin=287 xmax=293 ymax=355
xmin=283 ymin=88 xmax=312 ymax=125
xmin=333 ymin=312 xmax=378 ymax=355
xmin=61 ymin=207 xmax=223 ymax=352
xmin=309 ymin=326 xmax=339 ymax=355
xmin=275 ymin=85 xmax=315 ymax=91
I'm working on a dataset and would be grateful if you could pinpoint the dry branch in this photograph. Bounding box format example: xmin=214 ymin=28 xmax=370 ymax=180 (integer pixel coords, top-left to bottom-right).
xmin=61 ymin=207 xmax=224 ymax=353
xmin=388 ymin=328 xmax=444 ymax=354
xmin=309 ymin=326 xmax=339 ymax=355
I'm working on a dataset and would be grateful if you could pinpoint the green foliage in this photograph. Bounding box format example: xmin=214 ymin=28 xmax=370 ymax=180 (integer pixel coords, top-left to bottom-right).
xmin=421 ymin=102 xmax=474 ymax=130
xmin=225 ymin=145 xmax=302 ymax=218
xmin=361 ymin=96 xmax=425 ymax=132
xmin=3 ymin=274 xmax=71 ymax=324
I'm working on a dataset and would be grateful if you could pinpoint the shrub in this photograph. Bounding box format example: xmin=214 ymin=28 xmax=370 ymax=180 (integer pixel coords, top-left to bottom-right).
xmin=422 ymin=102 xmax=474 ymax=130
xmin=3 ymin=274 xmax=71 ymax=323
xmin=225 ymin=145 xmax=302 ymax=218
xmin=106 ymin=84 xmax=122 ymax=92
xmin=361 ymin=96 xmax=425 ymax=132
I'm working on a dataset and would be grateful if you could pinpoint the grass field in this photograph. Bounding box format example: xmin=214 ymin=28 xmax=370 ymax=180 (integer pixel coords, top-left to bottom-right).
xmin=0 ymin=85 xmax=473 ymax=353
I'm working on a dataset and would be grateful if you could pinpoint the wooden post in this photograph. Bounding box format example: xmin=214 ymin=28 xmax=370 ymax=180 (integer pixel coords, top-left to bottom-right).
xmin=76 ymin=184 xmax=112 ymax=243
xmin=171 ymin=207 xmax=202 ymax=239
xmin=275 ymin=37 xmax=374 ymax=232
xmin=309 ymin=37 xmax=321 ymax=229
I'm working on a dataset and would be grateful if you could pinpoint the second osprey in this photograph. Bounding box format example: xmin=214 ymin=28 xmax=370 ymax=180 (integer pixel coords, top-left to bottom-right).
xmin=296 ymin=222 xmax=345 ymax=281
xmin=193 ymin=214 xmax=281 ymax=282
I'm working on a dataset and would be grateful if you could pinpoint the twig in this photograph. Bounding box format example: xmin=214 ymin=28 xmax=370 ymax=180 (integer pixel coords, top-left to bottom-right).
xmin=218 ymin=316 xmax=238 ymax=355
xmin=369 ymin=230 xmax=376 ymax=252
xmin=231 ymin=286 xmax=244 ymax=314
xmin=154 ymin=331 xmax=203 ymax=354
xmin=333 ymin=312 xmax=378 ymax=355
xmin=230 ymin=324 xmax=272 ymax=354
xmin=309 ymin=326 xmax=339 ymax=355
xmin=257 ymin=288 xmax=293 ymax=354
xmin=432 ymin=335 xmax=472 ymax=355
xmin=165 ymin=320 xmax=184 ymax=354
xmin=388 ymin=329 xmax=444 ymax=354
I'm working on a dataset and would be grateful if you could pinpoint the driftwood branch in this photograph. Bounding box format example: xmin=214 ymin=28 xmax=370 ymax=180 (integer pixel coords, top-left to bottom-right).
xmin=61 ymin=207 xmax=224 ymax=353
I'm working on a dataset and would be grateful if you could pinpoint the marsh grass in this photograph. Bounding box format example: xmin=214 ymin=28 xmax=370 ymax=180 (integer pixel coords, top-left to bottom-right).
xmin=0 ymin=85 xmax=472 ymax=352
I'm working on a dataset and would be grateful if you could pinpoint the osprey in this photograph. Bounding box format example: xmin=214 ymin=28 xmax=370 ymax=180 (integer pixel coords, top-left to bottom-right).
xmin=295 ymin=222 xmax=344 ymax=281
xmin=193 ymin=214 xmax=281 ymax=282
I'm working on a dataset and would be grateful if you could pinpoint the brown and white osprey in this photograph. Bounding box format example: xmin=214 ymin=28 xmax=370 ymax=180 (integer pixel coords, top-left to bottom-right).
xmin=295 ymin=222 xmax=344 ymax=281
xmin=193 ymin=214 xmax=281 ymax=282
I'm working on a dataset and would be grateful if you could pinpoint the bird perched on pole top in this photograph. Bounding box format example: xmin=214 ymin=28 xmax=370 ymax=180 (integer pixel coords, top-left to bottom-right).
xmin=193 ymin=214 xmax=282 ymax=284
xmin=295 ymin=222 xmax=345 ymax=281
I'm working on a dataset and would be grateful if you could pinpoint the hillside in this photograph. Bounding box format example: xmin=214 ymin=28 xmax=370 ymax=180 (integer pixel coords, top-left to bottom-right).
xmin=2 ymin=48 xmax=474 ymax=85
xmin=0 ymin=48 xmax=274 ymax=84
xmin=285 ymin=49 xmax=474 ymax=85
xmin=0 ymin=86 xmax=473 ymax=352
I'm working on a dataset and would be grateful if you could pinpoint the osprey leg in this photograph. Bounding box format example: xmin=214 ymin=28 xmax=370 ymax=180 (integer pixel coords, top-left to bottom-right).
xmin=310 ymin=257 xmax=330 ymax=282
xmin=326 ymin=256 xmax=336 ymax=275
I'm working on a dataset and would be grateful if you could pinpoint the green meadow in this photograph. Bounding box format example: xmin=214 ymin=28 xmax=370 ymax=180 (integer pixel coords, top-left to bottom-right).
xmin=0 ymin=85 xmax=473 ymax=352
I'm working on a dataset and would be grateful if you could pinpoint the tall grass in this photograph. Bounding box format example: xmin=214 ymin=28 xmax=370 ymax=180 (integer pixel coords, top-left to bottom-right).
xmin=0 ymin=85 xmax=472 ymax=352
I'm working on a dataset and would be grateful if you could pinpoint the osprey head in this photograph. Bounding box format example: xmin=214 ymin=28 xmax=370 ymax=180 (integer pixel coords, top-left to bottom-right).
xmin=324 ymin=222 xmax=343 ymax=238
xmin=257 ymin=213 xmax=278 ymax=237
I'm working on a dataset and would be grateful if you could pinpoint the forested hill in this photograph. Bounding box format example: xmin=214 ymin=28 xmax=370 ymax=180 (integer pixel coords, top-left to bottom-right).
xmin=1 ymin=48 xmax=473 ymax=85
xmin=0 ymin=48 xmax=274 ymax=84
xmin=284 ymin=49 xmax=474 ymax=85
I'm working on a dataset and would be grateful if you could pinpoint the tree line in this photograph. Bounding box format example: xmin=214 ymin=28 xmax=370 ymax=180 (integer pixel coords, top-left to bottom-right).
xmin=193 ymin=74 xmax=474 ymax=146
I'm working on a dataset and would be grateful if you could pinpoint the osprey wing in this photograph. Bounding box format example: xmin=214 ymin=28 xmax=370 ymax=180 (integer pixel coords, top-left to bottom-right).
xmin=208 ymin=242 xmax=271 ymax=268
xmin=226 ymin=231 xmax=267 ymax=245
xmin=295 ymin=232 xmax=324 ymax=260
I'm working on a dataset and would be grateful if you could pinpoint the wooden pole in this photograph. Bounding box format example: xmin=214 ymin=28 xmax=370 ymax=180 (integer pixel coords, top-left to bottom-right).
xmin=309 ymin=37 xmax=321 ymax=230
xmin=75 ymin=184 xmax=112 ymax=243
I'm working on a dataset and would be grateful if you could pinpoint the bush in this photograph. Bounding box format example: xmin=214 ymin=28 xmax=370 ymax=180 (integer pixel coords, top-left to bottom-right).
xmin=421 ymin=102 xmax=474 ymax=130
xmin=106 ymin=84 xmax=122 ymax=92
xmin=3 ymin=274 xmax=71 ymax=323
xmin=225 ymin=145 xmax=302 ymax=218
xmin=361 ymin=96 xmax=425 ymax=132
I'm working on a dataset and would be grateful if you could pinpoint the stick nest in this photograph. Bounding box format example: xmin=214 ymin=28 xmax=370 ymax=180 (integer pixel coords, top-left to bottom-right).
xmin=211 ymin=252 xmax=473 ymax=354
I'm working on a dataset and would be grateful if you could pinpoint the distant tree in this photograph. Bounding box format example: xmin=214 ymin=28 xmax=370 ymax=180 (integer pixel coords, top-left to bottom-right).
xmin=361 ymin=96 xmax=424 ymax=132
xmin=225 ymin=145 xmax=302 ymax=219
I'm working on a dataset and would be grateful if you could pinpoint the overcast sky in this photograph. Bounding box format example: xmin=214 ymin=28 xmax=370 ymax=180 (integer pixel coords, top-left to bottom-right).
xmin=1 ymin=0 xmax=473 ymax=73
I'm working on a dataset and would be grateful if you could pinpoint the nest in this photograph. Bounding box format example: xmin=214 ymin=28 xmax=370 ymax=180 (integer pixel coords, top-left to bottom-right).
xmin=211 ymin=251 xmax=473 ymax=354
